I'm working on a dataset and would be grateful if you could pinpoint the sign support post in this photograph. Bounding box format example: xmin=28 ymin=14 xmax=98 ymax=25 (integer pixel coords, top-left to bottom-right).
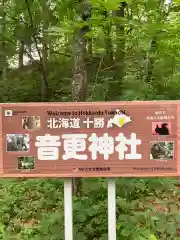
xmin=64 ymin=178 xmax=73 ymax=240
xmin=108 ymin=178 xmax=116 ymax=240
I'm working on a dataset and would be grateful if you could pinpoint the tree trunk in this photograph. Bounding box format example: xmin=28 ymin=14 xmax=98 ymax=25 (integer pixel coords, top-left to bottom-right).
xmin=146 ymin=36 xmax=157 ymax=83
xmin=106 ymin=2 xmax=126 ymax=100
xmin=0 ymin=0 xmax=7 ymax=80
xmin=25 ymin=0 xmax=49 ymax=101
xmin=18 ymin=14 xmax=25 ymax=68
xmin=88 ymin=38 xmax=93 ymax=58
xmin=72 ymin=0 xmax=91 ymax=196
xmin=103 ymin=9 xmax=113 ymax=64
xmin=41 ymin=0 xmax=49 ymax=101
xmin=19 ymin=41 xmax=24 ymax=68
xmin=72 ymin=27 xmax=87 ymax=101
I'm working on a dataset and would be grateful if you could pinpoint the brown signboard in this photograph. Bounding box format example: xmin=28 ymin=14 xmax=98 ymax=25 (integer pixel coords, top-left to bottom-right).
xmin=0 ymin=101 xmax=179 ymax=177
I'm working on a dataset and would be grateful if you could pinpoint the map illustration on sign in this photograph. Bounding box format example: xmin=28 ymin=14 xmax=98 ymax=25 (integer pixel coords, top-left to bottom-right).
xmin=107 ymin=109 xmax=132 ymax=128
xmin=0 ymin=101 xmax=179 ymax=177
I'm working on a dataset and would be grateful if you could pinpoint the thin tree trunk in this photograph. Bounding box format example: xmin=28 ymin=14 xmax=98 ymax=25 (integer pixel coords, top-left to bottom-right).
xmin=103 ymin=9 xmax=113 ymax=64
xmin=18 ymin=14 xmax=25 ymax=68
xmin=106 ymin=2 xmax=126 ymax=100
xmin=72 ymin=0 xmax=91 ymax=196
xmin=41 ymin=0 xmax=49 ymax=101
xmin=146 ymin=36 xmax=157 ymax=83
xmin=72 ymin=27 xmax=87 ymax=101
xmin=19 ymin=41 xmax=24 ymax=68
xmin=0 ymin=0 xmax=7 ymax=80
xmin=25 ymin=0 xmax=49 ymax=101
xmin=88 ymin=38 xmax=93 ymax=58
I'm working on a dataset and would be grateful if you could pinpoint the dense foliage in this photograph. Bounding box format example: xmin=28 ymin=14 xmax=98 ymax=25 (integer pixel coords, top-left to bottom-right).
xmin=0 ymin=178 xmax=180 ymax=239
xmin=1 ymin=0 xmax=180 ymax=102
xmin=0 ymin=0 xmax=180 ymax=239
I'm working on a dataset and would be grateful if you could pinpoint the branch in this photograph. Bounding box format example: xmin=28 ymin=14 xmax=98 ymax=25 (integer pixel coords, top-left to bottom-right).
xmin=6 ymin=15 xmax=31 ymax=28
xmin=49 ymin=48 xmax=72 ymax=58
xmin=126 ymin=27 xmax=133 ymax=35
xmin=100 ymin=63 xmax=116 ymax=72
xmin=34 ymin=38 xmax=72 ymax=58
xmin=24 ymin=45 xmax=37 ymax=62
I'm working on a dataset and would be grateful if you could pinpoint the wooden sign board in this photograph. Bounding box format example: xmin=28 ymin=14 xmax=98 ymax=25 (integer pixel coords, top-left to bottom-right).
xmin=0 ymin=101 xmax=179 ymax=177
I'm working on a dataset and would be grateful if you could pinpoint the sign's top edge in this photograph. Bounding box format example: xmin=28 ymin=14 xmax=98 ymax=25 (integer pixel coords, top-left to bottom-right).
xmin=0 ymin=100 xmax=179 ymax=106
xmin=0 ymin=100 xmax=180 ymax=106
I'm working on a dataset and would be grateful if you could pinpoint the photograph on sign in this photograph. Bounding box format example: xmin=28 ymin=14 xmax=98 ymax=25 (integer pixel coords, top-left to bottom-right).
xmin=152 ymin=122 xmax=171 ymax=135
xmin=6 ymin=134 xmax=29 ymax=152
xmin=22 ymin=116 xmax=40 ymax=130
xmin=17 ymin=156 xmax=35 ymax=170
xmin=1 ymin=102 xmax=179 ymax=177
xmin=150 ymin=141 xmax=174 ymax=160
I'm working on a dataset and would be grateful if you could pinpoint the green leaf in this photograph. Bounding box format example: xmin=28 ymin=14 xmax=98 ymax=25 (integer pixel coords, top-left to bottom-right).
xmin=166 ymin=222 xmax=177 ymax=235
xmin=173 ymin=0 xmax=180 ymax=3
xmin=0 ymin=223 xmax=5 ymax=233
xmin=75 ymin=232 xmax=86 ymax=240
xmin=75 ymin=212 xmax=87 ymax=222
xmin=136 ymin=237 xmax=147 ymax=240
xmin=151 ymin=216 xmax=160 ymax=221
xmin=99 ymin=233 xmax=108 ymax=240
xmin=116 ymin=223 xmax=121 ymax=230
xmin=175 ymin=214 xmax=180 ymax=222
xmin=148 ymin=234 xmax=158 ymax=240
xmin=121 ymin=228 xmax=132 ymax=237
xmin=156 ymin=221 xmax=167 ymax=233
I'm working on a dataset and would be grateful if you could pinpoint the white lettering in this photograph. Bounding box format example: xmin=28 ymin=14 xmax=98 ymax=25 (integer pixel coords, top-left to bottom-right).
xmin=35 ymin=134 xmax=61 ymax=160
xmin=62 ymin=134 xmax=88 ymax=160
xmin=88 ymin=133 xmax=114 ymax=160
xmin=115 ymin=133 xmax=142 ymax=160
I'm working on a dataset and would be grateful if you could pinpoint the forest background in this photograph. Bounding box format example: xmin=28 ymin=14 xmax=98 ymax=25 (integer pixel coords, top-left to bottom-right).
xmin=0 ymin=0 xmax=180 ymax=239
